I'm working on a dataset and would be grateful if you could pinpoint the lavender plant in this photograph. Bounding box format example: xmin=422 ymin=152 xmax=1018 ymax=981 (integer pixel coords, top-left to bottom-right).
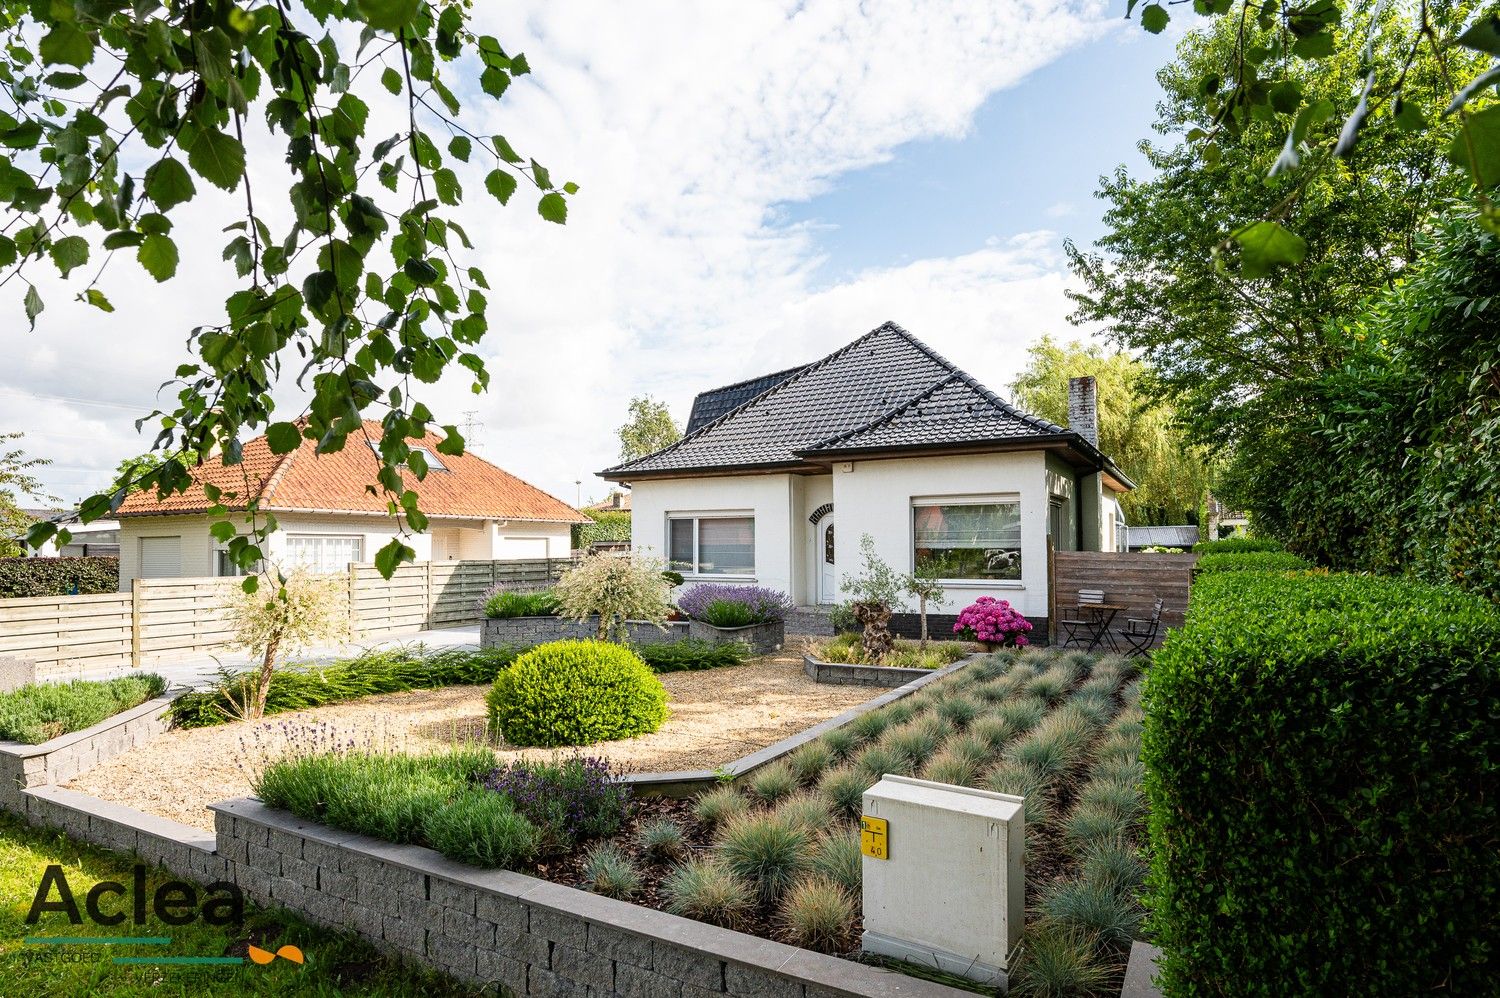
xmin=480 ymin=756 xmax=632 ymax=849
xmin=676 ymin=584 xmax=793 ymax=625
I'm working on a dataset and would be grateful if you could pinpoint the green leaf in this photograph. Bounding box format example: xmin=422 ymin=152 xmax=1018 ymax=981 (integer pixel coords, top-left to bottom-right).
xmin=484 ymin=169 xmax=517 ymax=205
xmin=494 ymin=135 xmax=523 ymax=163
xmin=25 ymin=521 xmax=57 ymax=549
xmin=357 ymin=0 xmax=420 ymax=33
xmin=24 ymin=284 xmax=43 ymax=328
xmin=374 ymin=539 xmax=415 ymax=579
xmin=1292 ymin=32 xmax=1336 ymax=59
xmin=144 ymin=156 xmax=196 ymax=210
xmin=538 ymin=192 xmax=567 ymax=224
xmin=209 ymin=520 xmax=237 ymax=542
xmin=186 ymin=128 xmax=245 ymax=191
xmin=1232 ymin=220 xmax=1308 ymax=279
xmin=39 ymin=24 xmax=94 ymax=68
xmin=1446 ymin=105 xmax=1500 ymax=189
xmin=448 ymin=136 xmax=471 ymax=162
xmin=81 ymin=288 xmax=113 ymax=312
xmin=137 ymin=233 xmax=179 ymax=281
xmin=1141 ymin=4 xmax=1170 ymax=34
xmin=435 ymin=427 xmax=465 ymax=456
xmin=50 ymin=235 xmax=89 ymax=277
xmin=1456 ymin=14 xmax=1500 ymax=57
xmin=266 ymin=421 xmax=303 ymax=454
xmin=381 ymin=66 xmax=402 ymax=95
xmin=1392 ymin=98 xmax=1427 ymax=133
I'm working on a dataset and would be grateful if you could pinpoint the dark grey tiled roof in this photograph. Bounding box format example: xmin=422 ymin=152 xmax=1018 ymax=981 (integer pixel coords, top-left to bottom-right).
xmin=684 ymin=365 xmax=809 ymax=434
xmin=604 ymin=322 xmax=1078 ymax=478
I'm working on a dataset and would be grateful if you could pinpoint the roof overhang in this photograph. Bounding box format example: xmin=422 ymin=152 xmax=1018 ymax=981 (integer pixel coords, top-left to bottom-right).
xmin=599 ymin=460 xmax=823 ymax=484
xmin=118 ymin=505 xmax=588 ymax=524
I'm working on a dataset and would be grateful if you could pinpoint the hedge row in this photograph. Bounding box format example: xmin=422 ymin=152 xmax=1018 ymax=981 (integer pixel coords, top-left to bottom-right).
xmin=1193 ymin=550 xmax=1310 ymax=574
xmin=0 ymin=557 xmax=119 ymax=598
xmin=1189 ymin=536 xmax=1283 ymax=554
xmin=1145 ymin=571 xmax=1500 ymax=994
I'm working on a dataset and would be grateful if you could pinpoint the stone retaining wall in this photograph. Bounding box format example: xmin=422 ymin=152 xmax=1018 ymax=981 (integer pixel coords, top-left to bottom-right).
xmin=0 ymin=691 xmax=181 ymax=811
xmin=211 ymin=797 xmax=972 ymax=998
xmin=687 ymin=620 xmax=785 ymax=655
xmin=801 ymin=653 xmax=934 ymax=688
xmin=481 ymin=617 xmax=690 ymax=649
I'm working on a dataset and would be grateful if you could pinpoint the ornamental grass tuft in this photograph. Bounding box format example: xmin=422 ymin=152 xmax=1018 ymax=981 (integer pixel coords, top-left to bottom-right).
xmin=786 ymin=741 xmax=834 ymax=786
xmin=747 ymin=761 xmax=798 ymax=805
xmin=817 ymin=768 xmax=870 ymax=821
xmin=582 ymin=843 xmax=643 ymax=900
xmin=1039 ymin=877 xmax=1141 ymax=950
xmin=776 ymin=877 xmax=857 ymax=954
xmin=1010 ymin=920 xmax=1113 ymax=997
xmin=715 ymin=813 xmax=813 ymax=906
xmin=810 ymin=830 xmax=862 ymax=895
xmin=661 ymin=858 xmax=755 ymax=929
xmin=692 ymin=785 xmax=750 ymax=832
xmin=635 ymin=818 xmax=689 ymax=864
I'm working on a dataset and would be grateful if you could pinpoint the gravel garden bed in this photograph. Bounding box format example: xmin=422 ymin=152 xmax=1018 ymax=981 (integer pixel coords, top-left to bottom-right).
xmin=67 ymin=652 xmax=874 ymax=833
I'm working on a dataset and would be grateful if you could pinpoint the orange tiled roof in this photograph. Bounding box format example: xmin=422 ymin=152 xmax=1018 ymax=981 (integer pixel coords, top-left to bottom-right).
xmin=117 ymin=421 xmax=585 ymax=523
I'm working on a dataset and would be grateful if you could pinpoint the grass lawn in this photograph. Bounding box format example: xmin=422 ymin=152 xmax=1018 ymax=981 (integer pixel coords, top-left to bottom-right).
xmin=0 ymin=813 xmax=475 ymax=997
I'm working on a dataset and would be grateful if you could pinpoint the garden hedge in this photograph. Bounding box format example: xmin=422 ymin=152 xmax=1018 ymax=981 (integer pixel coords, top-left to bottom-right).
xmin=1189 ymin=536 xmax=1283 ymax=554
xmin=1144 ymin=571 xmax=1500 ymax=994
xmin=1192 ymin=550 xmax=1310 ymax=573
xmin=0 ymin=557 xmax=118 ymax=598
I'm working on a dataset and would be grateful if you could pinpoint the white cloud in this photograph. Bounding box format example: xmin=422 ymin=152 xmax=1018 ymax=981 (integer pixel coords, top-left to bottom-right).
xmin=0 ymin=1 xmax=1115 ymax=508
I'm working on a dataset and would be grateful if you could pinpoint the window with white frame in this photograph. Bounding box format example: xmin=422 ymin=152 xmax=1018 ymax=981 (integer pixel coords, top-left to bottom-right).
xmin=284 ymin=534 xmax=363 ymax=574
xmin=666 ymin=514 xmax=754 ymax=576
xmin=912 ymin=496 xmax=1022 ymax=581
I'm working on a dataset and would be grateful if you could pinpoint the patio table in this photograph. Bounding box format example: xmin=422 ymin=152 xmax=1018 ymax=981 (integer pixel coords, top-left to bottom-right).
xmin=1077 ymin=603 xmax=1128 ymax=653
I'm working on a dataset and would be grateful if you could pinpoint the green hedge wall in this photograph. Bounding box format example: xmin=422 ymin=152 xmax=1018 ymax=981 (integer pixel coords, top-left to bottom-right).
xmin=0 ymin=557 xmax=119 ymax=598
xmin=1144 ymin=571 xmax=1500 ymax=994
xmin=572 ymin=510 xmax=630 ymax=549
xmin=1193 ymin=551 xmax=1311 ymax=574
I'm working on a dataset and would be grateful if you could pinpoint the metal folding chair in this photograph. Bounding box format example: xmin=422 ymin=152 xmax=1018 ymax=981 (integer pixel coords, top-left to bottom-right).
xmin=1118 ymin=598 xmax=1165 ymax=657
xmin=1058 ymin=589 xmax=1105 ymax=648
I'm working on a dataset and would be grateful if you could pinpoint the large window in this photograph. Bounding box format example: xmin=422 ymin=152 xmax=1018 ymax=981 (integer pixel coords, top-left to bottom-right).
xmin=667 ymin=514 xmax=754 ymax=576
xmin=913 ymin=498 xmax=1022 ymax=581
xmin=285 ymin=534 xmax=363 ymax=574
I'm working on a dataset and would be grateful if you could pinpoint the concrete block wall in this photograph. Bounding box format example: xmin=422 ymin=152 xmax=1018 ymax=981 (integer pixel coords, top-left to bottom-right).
xmin=482 ymin=617 xmax=691 ymax=649
xmin=801 ymin=654 xmax=931 ymax=689
xmin=687 ymin=620 xmax=784 ymax=655
xmin=211 ymin=798 xmax=973 ymax=998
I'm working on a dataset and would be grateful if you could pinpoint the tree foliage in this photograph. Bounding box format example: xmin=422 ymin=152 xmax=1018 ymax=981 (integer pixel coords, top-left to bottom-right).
xmin=1010 ymin=337 xmax=1211 ymax=525
xmin=617 ymin=395 xmax=681 ymax=462
xmin=225 ymin=568 xmax=347 ymax=719
xmin=7 ymin=1 xmax=575 ymax=589
xmin=1070 ymin=9 xmax=1473 ymax=447
xmin=552 ymin=552 xmax=673 ymax=641
xmin=1123 ymin=0 xmax=1499 ymax=246
xmin=0 ymin=432 xmax=57 ymax=557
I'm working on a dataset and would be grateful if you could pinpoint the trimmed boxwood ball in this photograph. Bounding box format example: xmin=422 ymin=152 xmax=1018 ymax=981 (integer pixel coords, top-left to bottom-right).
xmin=486 ymin=639 xmax=668 ymax=747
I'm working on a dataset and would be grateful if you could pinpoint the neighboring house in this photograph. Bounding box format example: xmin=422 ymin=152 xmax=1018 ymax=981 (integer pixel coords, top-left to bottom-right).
xmin=600 ymin=322 xmax=1134 ymax=623
xmin=585 ymin=491 xmax=631 ymax=513
xmin=14 ymin=508 xmax=122 ymax=558
xmin=115 ymin=421 xmax=584 ymax=588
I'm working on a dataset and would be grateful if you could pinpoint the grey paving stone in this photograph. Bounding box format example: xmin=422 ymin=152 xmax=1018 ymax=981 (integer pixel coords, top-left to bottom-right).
xmin=531 ymin=905 xmax=589 ymax=950
xmin=588 ymin=922 xmax=654 ymax=969
xmin=1121 ymin=941 xmax=1163 ymax=998
xmin=654 ymin=945 xmax=723 ymax=992
xmin=528 ymin=965 xmax=591 ymax=998
xmin=443 ymin=907 xmax=498 ymax=949
xmin=432 ymin=875 xmax=478 ymax=914
xmin=426 ymin=931 xmax=480 ymax=980
xmin=723 ymin=962 xmax=798 ymax=998
xmin=478 ymin=949 xmax=528 ymax=996
xmin=552 ymin=943 xmax=614 ymax=992
xmin=615 ymin=962 xmax=684 ymax=998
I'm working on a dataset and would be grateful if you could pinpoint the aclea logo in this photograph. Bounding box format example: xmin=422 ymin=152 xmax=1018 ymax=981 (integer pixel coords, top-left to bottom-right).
xmin=25 ymin=864 xmax=244 ymax=927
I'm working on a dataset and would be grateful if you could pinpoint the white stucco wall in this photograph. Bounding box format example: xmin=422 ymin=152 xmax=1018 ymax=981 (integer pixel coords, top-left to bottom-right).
xmin=117 ymin=514 xmax=219 ymax=587
xmin=830 ymin=452 xmax=1052 ymax=617
xmin=628 ymin=474 xmax=799 ymax=598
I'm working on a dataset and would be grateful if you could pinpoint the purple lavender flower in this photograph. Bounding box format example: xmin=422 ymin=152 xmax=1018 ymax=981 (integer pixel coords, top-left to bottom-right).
xmin=479 ymin=755 xmax=631 ymax=846
xmin=676 ymin=584 xmax=793 ymax=624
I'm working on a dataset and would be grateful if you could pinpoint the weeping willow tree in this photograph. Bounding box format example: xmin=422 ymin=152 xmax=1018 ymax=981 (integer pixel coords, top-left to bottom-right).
xmin=1010 ymin=336 xmax=1210 ymax=526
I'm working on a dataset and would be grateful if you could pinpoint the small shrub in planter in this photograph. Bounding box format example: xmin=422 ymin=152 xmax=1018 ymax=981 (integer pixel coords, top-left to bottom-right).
xmin=952 ymin=596 xmax=1032 ymax=648
xmin=631 ymin=638 xmax=746 ymax=673
xmin=485 ymin=639 xmax=668 ymax=747
xmin=481 ymin=588 xmax=560 ymax=619
xmin=0 ymin=673 xmax=167 ymax=744
xmin=480 ymin=756 xmax=633 ymax=848
xmin=676 ymin=584 xmax=793 ymax=624
xmin=425 ymin=789 xmax=542 ymax=868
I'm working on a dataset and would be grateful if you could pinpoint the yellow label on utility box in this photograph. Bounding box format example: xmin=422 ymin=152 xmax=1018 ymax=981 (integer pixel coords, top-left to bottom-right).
xmin=860 ymin=815 xmax=889 ymax=860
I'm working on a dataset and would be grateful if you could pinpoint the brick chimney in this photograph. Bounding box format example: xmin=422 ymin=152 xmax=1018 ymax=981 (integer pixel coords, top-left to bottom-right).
xmin=1067 ymin=376 xmax=1098 ymax=447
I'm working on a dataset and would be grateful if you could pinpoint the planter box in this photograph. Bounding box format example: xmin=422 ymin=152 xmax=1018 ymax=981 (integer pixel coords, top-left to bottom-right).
xmin=687 ymin=619 xmax=784 ymax=654
xmin=481 ymin=616 xmax=689 ymax=650
xmin=802 ymin=652 xmax=938 ymax=688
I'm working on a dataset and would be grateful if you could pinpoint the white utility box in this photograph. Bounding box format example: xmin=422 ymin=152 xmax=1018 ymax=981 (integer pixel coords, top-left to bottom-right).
xmin=860 ymin=775 xmax=1024 ymax=987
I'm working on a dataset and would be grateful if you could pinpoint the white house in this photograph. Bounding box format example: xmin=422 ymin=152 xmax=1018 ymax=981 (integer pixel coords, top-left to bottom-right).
xmin=601 ymin=322 xmax=1132 ymax=624
xmin=114 ymin=420 xmax=584 ymax=588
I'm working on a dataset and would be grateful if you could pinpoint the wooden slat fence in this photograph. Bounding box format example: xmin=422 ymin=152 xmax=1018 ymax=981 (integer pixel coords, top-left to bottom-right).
xmin=0 ymin=556 xmax=579 ymax=676
xmin=1048 ymin=551 xmax=1197 ymax=648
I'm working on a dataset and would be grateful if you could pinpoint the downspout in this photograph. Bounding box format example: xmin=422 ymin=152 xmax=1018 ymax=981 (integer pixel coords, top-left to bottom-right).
xmin=1074 ymin=470 xmax=1085 ymax=552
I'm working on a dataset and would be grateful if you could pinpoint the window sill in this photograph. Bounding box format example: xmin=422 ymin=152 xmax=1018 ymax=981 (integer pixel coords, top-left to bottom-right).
xmin=678 ymin=574 xmax=758 ymax=583
xmin=932 ymin=580 xmax=1025 ymax=590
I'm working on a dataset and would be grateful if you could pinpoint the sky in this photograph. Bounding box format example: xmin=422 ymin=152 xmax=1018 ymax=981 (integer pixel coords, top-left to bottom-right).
xmin=0 ymin=1 xmax=1188 ymax=512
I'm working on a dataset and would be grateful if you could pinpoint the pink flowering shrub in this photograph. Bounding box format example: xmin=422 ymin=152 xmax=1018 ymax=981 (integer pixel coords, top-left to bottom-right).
xmin=953 ymin=596 xmax=1033 ymax=647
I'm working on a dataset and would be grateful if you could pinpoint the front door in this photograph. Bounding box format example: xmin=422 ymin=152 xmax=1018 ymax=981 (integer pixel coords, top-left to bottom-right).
xmin=819 ymin=518 xmax=836 ymax=604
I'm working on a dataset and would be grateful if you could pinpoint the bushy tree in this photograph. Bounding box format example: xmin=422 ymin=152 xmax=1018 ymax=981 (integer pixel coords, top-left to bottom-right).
xmin=225 ymin=569 xmax=347 ymax=719
xmin=1010 ymin=337 xmax=1210 ymax=524
xmin=553 ymin=552 xmax=673 ymax=641
xmin=0 ymin=433 xmax=57 ymax=557
xmin=617 ymin=396 xmax=682 ymax=462
xmin=901 ymin=569 xmax=946 ymax=650
xmin=8 ymin=1 xmax=575 ymax=584
xmin=843 ymin=534 xmax=901 ymax=662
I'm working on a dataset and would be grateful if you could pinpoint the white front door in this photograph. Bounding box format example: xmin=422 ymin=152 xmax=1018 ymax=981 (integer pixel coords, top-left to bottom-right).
xmin=819 ymin=518 xmax=836 ymax=604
